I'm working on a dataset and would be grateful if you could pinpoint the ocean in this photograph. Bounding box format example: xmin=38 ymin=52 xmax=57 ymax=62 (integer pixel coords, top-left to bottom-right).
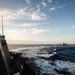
xmin=8 ymin=44 xmax=75 ymax=75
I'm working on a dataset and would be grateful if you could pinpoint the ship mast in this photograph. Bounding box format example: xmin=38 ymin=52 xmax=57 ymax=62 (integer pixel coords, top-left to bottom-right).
xmin=1 ymin=15 xmax=4 ymax=35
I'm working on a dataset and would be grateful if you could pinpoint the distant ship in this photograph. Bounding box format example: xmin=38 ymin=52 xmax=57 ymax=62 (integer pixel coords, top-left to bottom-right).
xmin=55 ymin=43 xmax=67 ymax=46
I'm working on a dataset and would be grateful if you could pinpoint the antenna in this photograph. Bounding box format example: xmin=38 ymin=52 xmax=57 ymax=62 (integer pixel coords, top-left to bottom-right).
xmin=1 ymin=15 xmax=4 ymax=35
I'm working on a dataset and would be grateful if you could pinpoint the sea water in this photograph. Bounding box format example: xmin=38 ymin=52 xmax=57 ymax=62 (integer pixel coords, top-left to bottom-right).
xmin=10 ymin=44 xmax=75 ymax=75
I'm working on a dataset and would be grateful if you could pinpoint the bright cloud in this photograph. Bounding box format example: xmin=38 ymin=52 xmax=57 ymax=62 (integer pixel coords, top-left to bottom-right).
xmin=0 ymin=8 xmax=47 ymax=20
xmin=48 ymin=0 xmax=52 ymax=3
xmin=41 ymin=1 xmax=46 ymax=7
xmin=25 ymin=0 xmax=31 ymax=4
xmin=31 ymin=28 xmax=50 ymax=34
xmin=49 ymin=7 xmax=56 ymax=11
xmin=49 ymin=6 xmax=63 ymax=11
xmin=30 ymin=28 xmax=59 ymax=34
xmin=3 ymin=21 xmax=48 ymax=27
xmin=4 ymin=27 xmax=60 ymax=40
xmin=37 ymin=5 xmax=40 ymax=8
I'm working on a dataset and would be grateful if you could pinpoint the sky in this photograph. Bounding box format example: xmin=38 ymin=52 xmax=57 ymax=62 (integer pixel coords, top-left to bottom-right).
xmin=0 ymin=0 xmax=75 ymax=44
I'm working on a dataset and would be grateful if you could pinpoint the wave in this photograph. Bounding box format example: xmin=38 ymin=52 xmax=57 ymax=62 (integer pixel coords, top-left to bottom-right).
xmin=10 ymin=45 xmax=75 ymax=75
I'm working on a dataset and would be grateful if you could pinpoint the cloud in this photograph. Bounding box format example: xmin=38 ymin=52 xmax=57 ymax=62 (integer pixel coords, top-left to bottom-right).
xmin=25 ymin=0 xmax=31 ymax=4
xmin=0 ymin=17 xmax=50 ymax=28
xmin=37 ymin=5 xmax=40 ymax=8
xmin=49 ymin=6 xmax=63 ymax=11
xmin=0 ymin=8 xmax=47 ymax=20
xmin=31 ymin=28 xmax=49 ymax=34
xmin=48 ymin=0 xmax=52 ymax=3
xmin=31 ymin=12 xmax=47 ymax=20
xmin=3 ymin=22 xmax=47 ymax=27
xmin=30 ymin=28 xmax=60 ymax=35
xmin=72 ymin=25 xmax=75 ymax=28
xmin=49 ymin=7 xmax=56 ymax=11
xmin=41 ymin=1 xmax=46 ymax=7
xmin=4 ymin=27 xmax=60 ymax=40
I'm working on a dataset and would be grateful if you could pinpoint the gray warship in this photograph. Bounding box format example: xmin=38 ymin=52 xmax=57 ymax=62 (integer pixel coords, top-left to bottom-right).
xmin=0 ymin=16 xmax=36 ymax=75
